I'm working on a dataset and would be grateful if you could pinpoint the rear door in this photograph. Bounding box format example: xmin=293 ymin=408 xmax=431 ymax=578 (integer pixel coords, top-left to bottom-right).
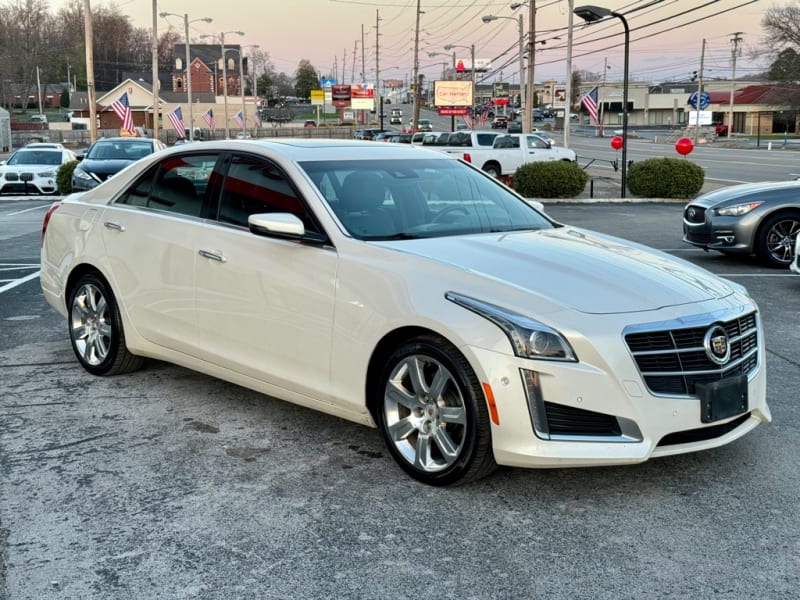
xmin=99 ymin=152 xmax=223 ymax=354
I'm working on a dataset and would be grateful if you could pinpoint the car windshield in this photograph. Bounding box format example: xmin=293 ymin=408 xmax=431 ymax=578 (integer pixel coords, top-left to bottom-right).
xmin=7 ymin=150 xmax=62 ymax=166
xmin=299 ymin=158 xmax=554 ymax=240
xmin=87 ymin=141 xmax=152 ymax=161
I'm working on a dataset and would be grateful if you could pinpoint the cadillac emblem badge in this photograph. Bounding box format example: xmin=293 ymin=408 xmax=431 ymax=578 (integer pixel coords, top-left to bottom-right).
xmin=704 ymin=325 xmax=731 ymax=365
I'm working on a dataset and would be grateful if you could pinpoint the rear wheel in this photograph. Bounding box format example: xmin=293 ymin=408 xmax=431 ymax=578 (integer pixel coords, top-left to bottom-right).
xmin=755 ymin=211 xmax=800 ymax=268
xmin=377 ymin=336 xmax=496 ymax=486
xmin=482 ymin=162 xmax=501 ymax=178
xmin=68 ymin=273 xmax=143 ymax=376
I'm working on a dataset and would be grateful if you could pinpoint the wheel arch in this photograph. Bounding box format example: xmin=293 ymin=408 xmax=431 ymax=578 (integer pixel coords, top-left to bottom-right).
xmin=64 ymin=263 xmax=112 ymax=313
xmin=752 ymin=207 xmax=800 ymax=249
xmin=365 ymin=326 xmax=455 ymax=423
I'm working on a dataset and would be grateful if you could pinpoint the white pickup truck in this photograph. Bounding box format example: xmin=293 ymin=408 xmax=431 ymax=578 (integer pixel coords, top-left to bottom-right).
xmin=432 ymin=132 xmax=576 ymax=177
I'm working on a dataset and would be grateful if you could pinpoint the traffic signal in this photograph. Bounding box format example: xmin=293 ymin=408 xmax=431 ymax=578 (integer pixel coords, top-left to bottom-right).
xmin=691 ymin=71 xmax=697 ymax=82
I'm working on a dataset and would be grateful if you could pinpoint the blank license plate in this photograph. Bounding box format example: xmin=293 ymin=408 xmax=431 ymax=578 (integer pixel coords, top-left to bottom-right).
xmin=696 ymin=375 xmax=748 ymax=423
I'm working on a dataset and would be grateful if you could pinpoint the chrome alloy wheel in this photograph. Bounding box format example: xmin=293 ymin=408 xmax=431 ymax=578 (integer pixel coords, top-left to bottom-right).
xmin=383 ymin=354 xmax=468 ymax=473
xmin=765 ymin=217 xmax=800 ymax=266
xmin=70 ymin=282 xmax=112 ymax=366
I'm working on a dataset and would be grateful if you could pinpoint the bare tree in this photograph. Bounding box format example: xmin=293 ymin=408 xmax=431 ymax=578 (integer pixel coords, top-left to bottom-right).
xmin=762 ymin=3 xmax=800 ymax=53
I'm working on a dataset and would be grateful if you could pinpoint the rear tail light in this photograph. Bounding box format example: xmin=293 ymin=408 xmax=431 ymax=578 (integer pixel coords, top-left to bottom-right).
xmin=463 ymin=153 xmax=472 ymax=163
xmin=41 ymin=201 xmax=62 ymax=244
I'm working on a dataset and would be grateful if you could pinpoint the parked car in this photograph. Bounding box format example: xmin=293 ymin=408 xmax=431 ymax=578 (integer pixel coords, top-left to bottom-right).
xmin=507 ymin=121 xmax=522 ymax=134
xmin=491 ymin=116 xmax=509 ymax=129
xmin=303 ymin=120 xmax=317 ymax=128
xmin=40 ymin=139 xmax=768 ymax=485
xmin=235 ymin=132 xmax=252 ymax=139
xmin=683 ymin=180 xmax=800 ymax=268
xmin=72 ymin=137 xmax=167 ymax=192
xmin=0 ymin=146 xmax=76 ymax=194
xmin=714 ymin=122 xmax=729 ymax=136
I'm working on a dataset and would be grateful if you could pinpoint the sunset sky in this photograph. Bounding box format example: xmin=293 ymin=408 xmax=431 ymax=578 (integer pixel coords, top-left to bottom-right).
xmin=53 ymin=0 xmax=779 ymax=86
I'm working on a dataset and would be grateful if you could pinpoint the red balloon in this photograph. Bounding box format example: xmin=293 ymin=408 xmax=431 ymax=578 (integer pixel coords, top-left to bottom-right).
xmin=675 ymin=137 xmax=694 ymax=156
xmin=610 ymin=135 xmax=623 ymax=150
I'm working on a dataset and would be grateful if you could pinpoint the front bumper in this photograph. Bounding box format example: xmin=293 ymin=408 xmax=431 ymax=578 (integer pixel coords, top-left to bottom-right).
xmin=463 ymin=306 xmax=770 ymax=468
xmin=682 ymin=204 xmax=757 ymax=254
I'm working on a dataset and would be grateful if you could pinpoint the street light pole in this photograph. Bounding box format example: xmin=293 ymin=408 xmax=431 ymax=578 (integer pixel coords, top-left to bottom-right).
xmin=444 ymin=43 xmax=475 ymax=126
xmin=574 ymin=5 xmax=629 ymax=198
xmin=481 ymin=14 xmax=524 ymax=129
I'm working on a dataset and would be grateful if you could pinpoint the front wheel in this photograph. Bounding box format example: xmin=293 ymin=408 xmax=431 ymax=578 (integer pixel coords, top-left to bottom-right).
xmin=68 ymin=273 xmax=144 ymax=376
xmin=755 ymin=211 xmax=800 ymax=268
xmin=377 ymin=336 xmax=496 ymax=486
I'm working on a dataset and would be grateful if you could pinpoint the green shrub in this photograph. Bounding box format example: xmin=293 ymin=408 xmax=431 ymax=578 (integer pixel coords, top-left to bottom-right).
xmin=56 ymin=160 xmax=79 ymax=194
xmin=627 ymin=157 xmax=704 ymax=198
xmin=513 ymin=161 xmax=589 ymax=198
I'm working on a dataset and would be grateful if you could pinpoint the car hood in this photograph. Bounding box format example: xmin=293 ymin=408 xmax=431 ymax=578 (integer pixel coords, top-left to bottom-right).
xmin=0 ymin=164 xmax=59 ymax=173
xmin=77 ymin=158 xmax=135 ymax=175
xmin=379 ymin=227 xmax=734 ymax=315
xmin=688 ymin=180 xmax=800 ymax=208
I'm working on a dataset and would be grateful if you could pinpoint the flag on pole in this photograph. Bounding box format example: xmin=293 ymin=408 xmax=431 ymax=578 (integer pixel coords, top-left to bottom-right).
xmin=462 ymin=114 xmax=473 ymax=129
xmin=109 ymin=92 xmax=134 ymax=133
xmin=479 ymin=109 xmax=490 ymax=128
xmin=167 ymin=106 xmax=185 ymax=138
xmin=202 ymin=108 xmax=215 ymax=131
xmin=253 ymin=109 xmax=261 ymax=128
xmin=234 ymin=111 xmax=245 ymax=129
xmin=581 ymin=86 xmax=599 ymax=125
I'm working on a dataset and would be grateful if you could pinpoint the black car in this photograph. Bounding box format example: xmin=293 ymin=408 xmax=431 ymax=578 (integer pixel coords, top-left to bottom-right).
xmin=507 ymin=121 xmax=522 ymax=134
xmin=683 ymin=180 xmax=800 ymax=268
xmin=72 ymin=137 xmax=166 ymax=191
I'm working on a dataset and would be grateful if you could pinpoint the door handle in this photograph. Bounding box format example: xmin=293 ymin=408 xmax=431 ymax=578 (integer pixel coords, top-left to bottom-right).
xmin=103 ymin=221 xmax=125 ymax=232
xmin=198 ymin=249 xmax=227 ymax=263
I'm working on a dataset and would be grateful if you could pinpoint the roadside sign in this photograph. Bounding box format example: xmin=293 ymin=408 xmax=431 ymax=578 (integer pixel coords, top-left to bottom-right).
xmin=689 ymin=91 xmax=711 ymax=110
xmin=310 ymin=90 xmax=324 ymax=106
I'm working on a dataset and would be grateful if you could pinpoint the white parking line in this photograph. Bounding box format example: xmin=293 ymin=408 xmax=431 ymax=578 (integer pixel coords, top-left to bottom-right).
xmin=5 ymin=204 xmax=51 ymax=216
xmin=0 ymin=271 xmax=40 ymax=294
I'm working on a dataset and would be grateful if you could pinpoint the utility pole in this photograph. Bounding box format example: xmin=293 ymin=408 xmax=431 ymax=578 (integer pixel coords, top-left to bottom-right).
xmin=524 ymin=1 xmax=536 ymax=134
xmin=352 ymin=39 xmax=358 ymax=84
xmin=84 ymin=0 xmax=97 ymax=143
xmin=693 ymin=38 xmax=706 ymax=147
xmin=342 ymin=48 xmax=347 ymax=84
xmin=727 ymin=32 xmax=742 ymax=138
xmin=361 ymin=24 xmax=366 ymax=81
xmin=375 ymin=9 xmax=380 ymax=121
xmin=599 ymin=56 xmax=608 ymax=135
xmin=563 ymin=0 xmax=574 ymax=148
xmin=411 ymin=0 xmax=422 ymax=131
xmin=151 ymin=0 xmax=158 ymax=141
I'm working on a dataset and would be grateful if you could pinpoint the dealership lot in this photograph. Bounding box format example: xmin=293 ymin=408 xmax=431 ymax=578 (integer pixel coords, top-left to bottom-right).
xmin=1 ymin=196 xmax=799 ymax=598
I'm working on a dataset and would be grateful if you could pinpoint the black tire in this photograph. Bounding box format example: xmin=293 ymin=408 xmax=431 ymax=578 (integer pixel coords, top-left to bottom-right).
xmin=67 ymin=273 xmax=144 ymax=376
xmin=482 ymin=162 xmax=501 ymax=178
xmin=754 ymin=211 xmax=800 ymax=268
xmin=376 ymin=335 xmax=496 ymax=486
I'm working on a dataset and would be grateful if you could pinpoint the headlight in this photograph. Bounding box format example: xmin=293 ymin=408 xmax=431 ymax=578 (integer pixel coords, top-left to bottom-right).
xmin=72 ymin=168 xmax=92 ymax=180
xmin=40 ymin=171 xmax=55 ymax=178
xmin=446 ymin=292 xmax=577 ymax=362
xmin=714 ymin=201 xmax=763 ymax=216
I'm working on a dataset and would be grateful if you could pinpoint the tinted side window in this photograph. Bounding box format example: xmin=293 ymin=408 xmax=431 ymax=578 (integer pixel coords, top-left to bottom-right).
xmin=218 ymin=154 xmax=318 ymax=233
xmin=148 ymin=155 xmax=218 ymax=217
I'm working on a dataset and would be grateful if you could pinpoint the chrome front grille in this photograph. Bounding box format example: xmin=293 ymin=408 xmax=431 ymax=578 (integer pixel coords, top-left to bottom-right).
xmin=624 ymin=312 xmax=759 ymax=397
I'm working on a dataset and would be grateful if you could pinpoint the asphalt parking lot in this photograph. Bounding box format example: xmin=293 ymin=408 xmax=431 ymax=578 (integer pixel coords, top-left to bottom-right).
xmin=1 ymin=198 xmax=799 ymax=599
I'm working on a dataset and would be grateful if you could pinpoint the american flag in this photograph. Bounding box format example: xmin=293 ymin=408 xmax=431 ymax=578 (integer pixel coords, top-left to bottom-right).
xmin=202 ymin=108 xmax=215 ymax=131
xmin=253 ymin=109 xmax=261 ymax=128
xmin=109 ymin=92 xmax=133 ymax=133
xmin=167 ymin=106 xmax=185 ymax=138
xmin=581 ymin=86 xmax=599 ymax=125
xmin=479 ymin=110 xmax=490 ymax=127
xmin=234 ymin=111 xmax=245 ymax=129
xmin=462 ymin=114 xmax=473 ymax=129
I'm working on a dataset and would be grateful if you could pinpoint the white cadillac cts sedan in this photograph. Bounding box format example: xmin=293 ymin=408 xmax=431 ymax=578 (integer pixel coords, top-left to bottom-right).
xmin=41 ymin=139 xmax=770 ymax=485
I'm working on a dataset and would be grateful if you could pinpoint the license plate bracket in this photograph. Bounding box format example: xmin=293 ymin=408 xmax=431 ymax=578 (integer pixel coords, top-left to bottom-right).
xmin=696 ymin=375 xmax=748 ymax=424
